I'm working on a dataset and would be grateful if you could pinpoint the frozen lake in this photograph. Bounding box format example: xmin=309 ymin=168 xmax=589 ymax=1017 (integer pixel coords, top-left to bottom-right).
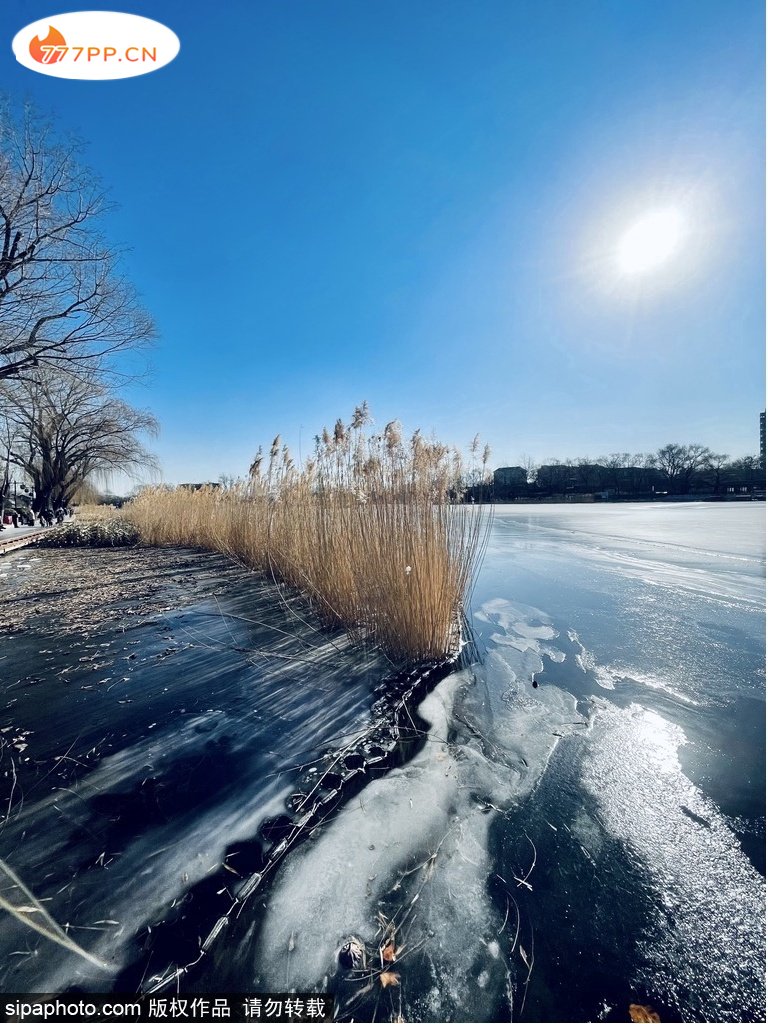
xmin=467 ymin=502 xmax=765 ymax=1021
xmin=0 ymin=503 xmax=764 ymax=1022
xmin=250 ymin=502 xmax=764 ymax=1022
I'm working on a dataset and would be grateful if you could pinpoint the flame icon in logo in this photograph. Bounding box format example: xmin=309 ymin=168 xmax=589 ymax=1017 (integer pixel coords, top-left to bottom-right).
xmin=29 ymin=25 xmax=67 ymax=64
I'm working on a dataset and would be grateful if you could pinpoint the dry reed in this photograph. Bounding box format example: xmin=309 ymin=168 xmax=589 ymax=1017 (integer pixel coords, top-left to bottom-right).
xmin=126 ymin=405 xmax=489 ymax=663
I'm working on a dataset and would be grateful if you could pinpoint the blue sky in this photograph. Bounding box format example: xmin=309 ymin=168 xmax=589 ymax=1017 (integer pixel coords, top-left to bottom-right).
xmin=3 ymin=0 xmax=764 ymax=483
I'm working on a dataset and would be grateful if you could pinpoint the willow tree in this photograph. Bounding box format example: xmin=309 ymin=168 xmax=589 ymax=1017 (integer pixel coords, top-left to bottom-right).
xmin=1 ymin=373 xmax=158 ymax=511
xmin=0 ymin=103 xmax=154 ymax=382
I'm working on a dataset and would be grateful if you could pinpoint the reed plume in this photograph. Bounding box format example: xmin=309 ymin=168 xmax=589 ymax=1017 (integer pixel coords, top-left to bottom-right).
xmin=126 ymin=408 xmax=489 ymax=663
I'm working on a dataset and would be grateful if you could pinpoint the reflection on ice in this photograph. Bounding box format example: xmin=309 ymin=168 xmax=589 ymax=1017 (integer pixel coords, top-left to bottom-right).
xmin=455 ymin=504 xmax=764 ymax=1020
xmin=581 ymin=704 xmax=765 ymax=1021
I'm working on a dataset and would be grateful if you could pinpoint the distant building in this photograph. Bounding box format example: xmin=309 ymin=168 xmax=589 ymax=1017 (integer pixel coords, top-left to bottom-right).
xmin=760 ymin=411 xmax=765 ymax=469
xmin=493 ymin=466 xmax=528 ymax=488
xmin=536 ymin=463 xmax=577 ymax=493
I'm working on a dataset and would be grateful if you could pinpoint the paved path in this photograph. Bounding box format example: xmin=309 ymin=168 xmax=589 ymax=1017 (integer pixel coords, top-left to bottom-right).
xmin=0 ymin=525 xmax=50 ymax=555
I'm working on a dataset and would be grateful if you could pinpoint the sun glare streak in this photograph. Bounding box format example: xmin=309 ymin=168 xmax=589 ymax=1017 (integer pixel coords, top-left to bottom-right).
xmin=617 ymin=208 xmax=684 ymax=274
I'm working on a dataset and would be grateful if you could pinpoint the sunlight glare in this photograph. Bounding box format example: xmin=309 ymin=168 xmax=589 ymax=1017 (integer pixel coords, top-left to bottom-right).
xmin=617 ymin=208 xmax=683 ymax=274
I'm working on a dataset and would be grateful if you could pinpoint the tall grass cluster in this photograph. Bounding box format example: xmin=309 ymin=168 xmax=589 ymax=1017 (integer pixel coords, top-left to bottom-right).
xmin=126 ymin=406 xmax=489 ymax=663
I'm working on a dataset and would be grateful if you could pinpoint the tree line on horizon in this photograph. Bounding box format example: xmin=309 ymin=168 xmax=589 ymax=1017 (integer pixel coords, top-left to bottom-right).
xmin=472 ymin=444 xmax=765 ymax=501
xmin=0 ymin=103 xmax=156 ymax=514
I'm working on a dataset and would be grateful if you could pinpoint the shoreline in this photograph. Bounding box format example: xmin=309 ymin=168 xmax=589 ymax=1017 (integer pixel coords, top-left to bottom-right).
xmin=1 ymin=508 xmax=763 ymax=1020
xmin=0 ymin=545 xmax=460 ymax=995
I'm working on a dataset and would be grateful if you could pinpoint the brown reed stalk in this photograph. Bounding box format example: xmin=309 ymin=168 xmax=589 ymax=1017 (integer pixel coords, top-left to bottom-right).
xmin=125 ymin=406 xmax=489 ymax=663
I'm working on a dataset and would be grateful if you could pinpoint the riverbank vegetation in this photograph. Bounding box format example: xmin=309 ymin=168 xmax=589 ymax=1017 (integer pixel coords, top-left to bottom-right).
xmin=127 ymin=407 xmax=489 ymax=662
xmin=37 ymin=506 xmax=140 ymax=548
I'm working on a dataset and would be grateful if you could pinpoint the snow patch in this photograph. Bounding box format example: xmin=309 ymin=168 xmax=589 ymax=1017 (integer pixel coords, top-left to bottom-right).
xmin=249 ymin=652 xmax=584 ymax=1020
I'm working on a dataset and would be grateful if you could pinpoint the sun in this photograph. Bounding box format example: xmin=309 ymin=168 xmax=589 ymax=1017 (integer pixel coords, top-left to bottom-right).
xmin=617 ymin=208 xmax=683 ymax=274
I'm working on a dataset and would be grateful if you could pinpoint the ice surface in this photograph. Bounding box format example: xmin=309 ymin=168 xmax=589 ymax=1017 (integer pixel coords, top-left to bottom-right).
xmin=249 ymin=602 xmax=585 ymax=1020
xmin=580 ymin=703 xmax=765 ymax=1021
xmin=0 ymin=549 xmax=388 ymax=993
xmin=490 ymin=502 xmax=765 ymax=561
xmin=248 ymin=503 xmax=765 ymax=1021
xmin=2 ymin=506 xmax=763 ymax=1020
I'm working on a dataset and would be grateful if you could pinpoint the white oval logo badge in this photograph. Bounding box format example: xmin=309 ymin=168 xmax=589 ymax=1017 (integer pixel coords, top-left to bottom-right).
xmin=12 ymin=11 xmax=180 ymax=80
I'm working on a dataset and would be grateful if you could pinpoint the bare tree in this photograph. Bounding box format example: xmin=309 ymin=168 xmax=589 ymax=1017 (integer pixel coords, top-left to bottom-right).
xmin=654 ymin=443 xmax=713 ymax=494
xmin=519 ymin=453 xmax=537 ymax=486
xmin=0 ymin=390 xmax=16 ymax=512
xmin=596 ymin=452 xmax=631 ymax=494
xmin=0 ymin=103 xmax=154 ymax=382
xmin=1 ymin=371 xmax=158 ymax=511
xmin=703 ymin=452 xmax=730 ymax=495
xmin=631 ymin=452 xmax=659 ymax=495
xmin=728 ymin=454 xmax=764 ymax=491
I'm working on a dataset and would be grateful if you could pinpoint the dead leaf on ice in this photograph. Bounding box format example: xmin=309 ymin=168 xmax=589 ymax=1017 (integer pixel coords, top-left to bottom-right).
xmin=381 ymin=942 xmax=397 ymax=962
xmin=379 ymin=971 xmax=400 ymax=988
xmin=629 ymin=1004 xmax=661 ymax=1023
